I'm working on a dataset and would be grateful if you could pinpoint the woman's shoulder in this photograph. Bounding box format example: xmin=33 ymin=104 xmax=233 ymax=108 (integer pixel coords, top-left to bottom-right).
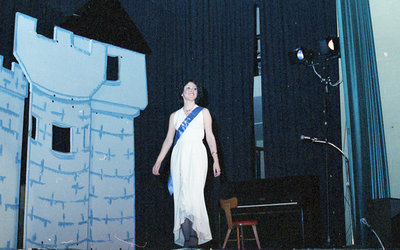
xmin=200 ymin=106 xmax=210 ymax=114
xmin=170 ymin=108 xmax=183 ymax=120
xmin=172 ymin=108 xmax=183 ymax=115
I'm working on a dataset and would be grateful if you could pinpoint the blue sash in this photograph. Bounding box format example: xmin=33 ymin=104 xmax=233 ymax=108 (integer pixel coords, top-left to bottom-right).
xmin=168 ymin=106 xmax=204 ymax=195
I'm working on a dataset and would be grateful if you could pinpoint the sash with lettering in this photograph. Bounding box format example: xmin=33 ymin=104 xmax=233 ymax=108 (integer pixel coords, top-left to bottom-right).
xmin=168 ymin=106 xmax=204 ymax=195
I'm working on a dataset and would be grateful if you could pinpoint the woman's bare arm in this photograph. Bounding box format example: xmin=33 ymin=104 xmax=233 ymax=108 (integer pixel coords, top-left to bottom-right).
xmin=152 ymin=113 xmax=176 ymax=175
xmin=203 ymin=108 xmax=221 ymax=177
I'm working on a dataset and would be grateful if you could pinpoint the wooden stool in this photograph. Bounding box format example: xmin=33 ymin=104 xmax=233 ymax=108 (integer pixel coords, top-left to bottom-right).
xmin=220 ymin=197 xmax=261 ymax=249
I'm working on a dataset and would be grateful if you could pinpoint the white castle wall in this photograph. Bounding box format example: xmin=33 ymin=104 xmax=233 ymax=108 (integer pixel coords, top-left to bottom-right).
xmin=25 ymin=87 xmax=91 ymax=248
xmin=89 ymin=112 xmax=135 ymax=249
xmin=13 ymin=12 xmax=147 ymax=249
xmin=0 ymin=58 xmax=28 ymax=249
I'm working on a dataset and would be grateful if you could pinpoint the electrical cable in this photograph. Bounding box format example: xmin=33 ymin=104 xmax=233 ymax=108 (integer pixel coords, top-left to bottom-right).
xmin=360 ymin=218 xmax=385 ymax=250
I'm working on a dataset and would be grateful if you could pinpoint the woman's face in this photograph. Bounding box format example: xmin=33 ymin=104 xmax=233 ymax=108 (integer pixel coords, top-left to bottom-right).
xmin=182 ymin=81 xmax=198 ymax=101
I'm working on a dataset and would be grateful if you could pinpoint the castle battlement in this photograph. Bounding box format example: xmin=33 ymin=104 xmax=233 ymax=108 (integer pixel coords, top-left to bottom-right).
xmin=0 ymin=55 xmax=28 ymax=98
xmin=17 ymin=12 xmax=93 ymax=55
xmin=14 ymin=12 xmax=106 ymax=98
xmin=13 ymin=12 xmax=147 ymax=114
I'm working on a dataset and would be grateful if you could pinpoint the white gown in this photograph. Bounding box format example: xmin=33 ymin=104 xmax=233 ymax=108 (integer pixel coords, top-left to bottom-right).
xmin=171 ymin=107 xmax=212 ymax=246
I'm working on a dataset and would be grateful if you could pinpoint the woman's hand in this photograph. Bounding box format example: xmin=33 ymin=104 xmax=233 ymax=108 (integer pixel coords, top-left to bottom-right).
xmin=152 ymin=161 xmax=161 ymax=175
xmin=213 ymin=161 xmax=221 ymax=177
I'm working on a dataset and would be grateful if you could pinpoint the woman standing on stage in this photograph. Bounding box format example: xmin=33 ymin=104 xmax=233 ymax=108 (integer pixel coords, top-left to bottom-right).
xmin=152 ymin=80 xmax=221 ymax=247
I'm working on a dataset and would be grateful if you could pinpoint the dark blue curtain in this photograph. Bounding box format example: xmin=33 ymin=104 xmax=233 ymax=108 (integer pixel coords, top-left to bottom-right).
xmin=129 ymin=1 xmax=256 ymax=248
xmin=337 ymin=0 xmax=390 ymax=246
xmin=259 ymin=0 xmax=343 ymax=247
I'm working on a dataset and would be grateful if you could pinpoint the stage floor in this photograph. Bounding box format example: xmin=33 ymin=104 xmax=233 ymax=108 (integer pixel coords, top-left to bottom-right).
xmin=174 ymin=248 xmax=384 ymax=250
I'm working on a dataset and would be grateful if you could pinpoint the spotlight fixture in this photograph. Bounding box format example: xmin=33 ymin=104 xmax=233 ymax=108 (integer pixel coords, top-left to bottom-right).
xmin=288 ymin=47 xmax=314 ymax=65
xmin=288 ymin=36 xmax=342 ymax=87
xmin=318 ymin=36 xmax=340 ymax=58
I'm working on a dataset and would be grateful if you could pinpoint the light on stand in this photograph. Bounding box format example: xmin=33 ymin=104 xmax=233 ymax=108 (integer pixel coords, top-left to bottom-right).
xmin=318 ymin=36 xmax=340 ymax=59
xmin=288 ymin=37 xmax=342 ymax=87
xmin=291 ymin=36 xmax=353 ymax=248
xmin=288 ymin=47 xmax=313 ymax=65
xmin=327 ymin=38 xmax=337 ymax=51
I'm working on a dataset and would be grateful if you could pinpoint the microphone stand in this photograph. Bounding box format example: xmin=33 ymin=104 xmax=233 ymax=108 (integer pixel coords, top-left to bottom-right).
xmin=323 ymin=77 xmax=330 ymax=247
xmin=310 ymin=137 xmax=355 ymax=247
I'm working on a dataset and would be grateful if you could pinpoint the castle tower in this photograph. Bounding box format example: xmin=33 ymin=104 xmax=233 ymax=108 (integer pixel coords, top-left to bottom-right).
xmin=14 ymin=12 xmax=147 ymax=249
xmin=0 ymin=58 xmax=28 ymax=249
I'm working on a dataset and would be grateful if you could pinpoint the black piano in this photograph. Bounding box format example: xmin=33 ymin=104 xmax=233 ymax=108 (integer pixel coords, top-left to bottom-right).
xmin=217 ymin=175 xmax=322 ymax=248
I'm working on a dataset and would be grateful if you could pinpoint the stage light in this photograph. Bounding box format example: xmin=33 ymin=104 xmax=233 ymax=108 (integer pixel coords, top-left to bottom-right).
xmin=288 ymin=47 xmax=313 ymax=65
xmin=318 ymin=36 xmax=340 ymax=57
xmin=327 ymin=38 xmax=337 ymax=51
xmin=297 ymin=49 xmax=305 ymax=60
xmin=288 ymin=37 xmax=342 ymax=87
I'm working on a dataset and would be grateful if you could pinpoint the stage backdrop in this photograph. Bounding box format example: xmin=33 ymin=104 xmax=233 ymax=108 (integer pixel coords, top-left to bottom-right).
xmin=260 ymin=0 xmax=343 ymax=247
xmin=0 ymin=0 xmax=343 ymax=249
xmin=130 ymin=0 xmax=343 ymax=248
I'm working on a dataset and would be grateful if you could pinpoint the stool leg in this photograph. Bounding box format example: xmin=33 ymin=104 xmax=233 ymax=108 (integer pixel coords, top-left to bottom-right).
xmin=240 ymin=226 xmax=245 ymax=249
xmin=222 ymin=228 xmax=231 ymax=249
xmin=236 ymin=226 xmax=240 ymax=249
xmin=252 ymin=225 xmax=261 ymax=249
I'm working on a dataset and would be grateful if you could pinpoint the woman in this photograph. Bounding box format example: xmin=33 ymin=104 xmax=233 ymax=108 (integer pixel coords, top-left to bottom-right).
xmin=152 ymin=80 xmax=221 ymax=247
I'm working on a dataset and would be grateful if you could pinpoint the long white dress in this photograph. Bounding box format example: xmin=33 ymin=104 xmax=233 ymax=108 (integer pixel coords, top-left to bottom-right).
xmin=171 ymin=107 xmax=212 ymax=246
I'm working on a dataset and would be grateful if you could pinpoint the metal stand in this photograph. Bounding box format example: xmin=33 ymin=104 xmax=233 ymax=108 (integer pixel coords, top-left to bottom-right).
xmin=309 ymin=64 xmax=354 ymax=247
xmin=323 ymin=77 xmax=330 ymax=246
xmin=311 ymin=137 xmax=355 ymax=246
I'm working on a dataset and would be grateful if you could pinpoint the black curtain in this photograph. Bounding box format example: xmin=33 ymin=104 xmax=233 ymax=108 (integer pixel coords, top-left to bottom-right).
xmin=129 ymin=0 xmax=256 ymax=248
xmin=259 ymin=0 xmax=344 ymax=247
